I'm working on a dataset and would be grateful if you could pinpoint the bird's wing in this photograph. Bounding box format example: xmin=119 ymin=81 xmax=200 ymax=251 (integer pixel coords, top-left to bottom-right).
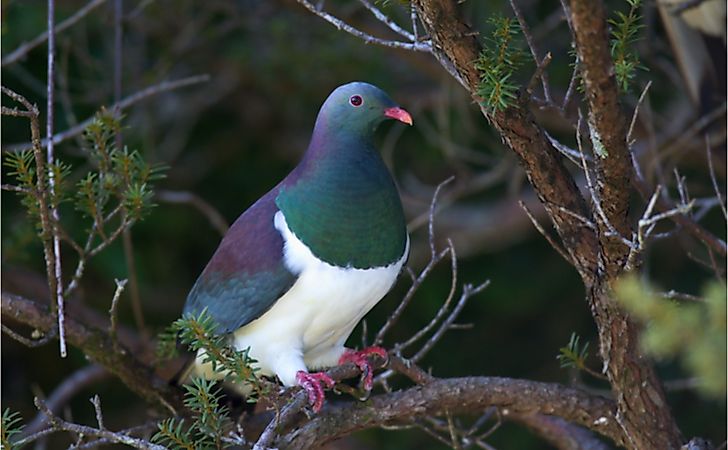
xmin=183 ymin=189 xmax=297 ymax=334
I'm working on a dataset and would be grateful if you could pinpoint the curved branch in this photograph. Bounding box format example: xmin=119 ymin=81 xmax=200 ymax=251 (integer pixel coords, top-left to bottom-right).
xmin=281 ymin=376 xmax=622 ymax=449
xmin=1 ymin=291 xmax=184 ymax=414
xmin=3 ymin=75 xmax=210 ymax=153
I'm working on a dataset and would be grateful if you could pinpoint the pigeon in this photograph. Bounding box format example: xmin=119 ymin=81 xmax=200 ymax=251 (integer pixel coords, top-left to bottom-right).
xmin=183 ymin=82 xmax=412 ymax=411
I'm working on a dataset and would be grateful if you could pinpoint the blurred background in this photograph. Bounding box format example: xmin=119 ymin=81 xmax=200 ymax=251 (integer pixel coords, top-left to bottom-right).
xmin=2 ymin=0 xmax=725 ymax=448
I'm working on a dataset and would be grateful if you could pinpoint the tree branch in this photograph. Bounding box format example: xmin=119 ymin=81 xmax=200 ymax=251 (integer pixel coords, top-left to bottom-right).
xmin=412 ymin=0 xmax=600 ymax=282
xmin=280 ymin=376 xmax=622 ymax=449
xmin=1 ymin=291 xmax=184 ymax=414
xmin=3 ymin=74 xmax=211 ymax=153
xmin=568 ymin=1 xmax=684 ymax=448
xmin=1 ymin=0 xmax=108 ymax=67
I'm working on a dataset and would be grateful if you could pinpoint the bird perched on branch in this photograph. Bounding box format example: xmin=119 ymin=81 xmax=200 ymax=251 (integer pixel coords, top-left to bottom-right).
xmin=183 ymin=82 xmax=412 ymax=411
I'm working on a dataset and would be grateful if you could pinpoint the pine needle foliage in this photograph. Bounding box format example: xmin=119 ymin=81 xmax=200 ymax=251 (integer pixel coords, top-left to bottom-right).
xmin=609 ymin=0 xmax=645 ymax=92
xmin=556 ymin=332 xmax=591 ymax=370
xmin=157 ymin=309 xmax=267 ymax=401
xmin=475 ymin=15 xmax=526 ymax=112
xmin=1 ymin=409 xmax=24 ymax=450
xmin=3 ymin=110 xmax=165 ymax=257
xmin=616 ymin=276 xmax=727 ymax=398
xmin=78 ymin=111 xmax=166 ymax=223
xmin=152 ymin=378 xmax=233 ymax=450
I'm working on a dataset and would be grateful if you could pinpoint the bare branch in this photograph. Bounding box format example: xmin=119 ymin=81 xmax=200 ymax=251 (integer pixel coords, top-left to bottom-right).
xmin=1 ymin=291 xmax=184 ymax=413
xmin=704 ymin=134 xmax=727 ymax=219
xmin=3 ymin=75 xmax=211 ymax=152
xmin=47 ymin=0 xmax=68 ymax=359
xmin=20 ymin=365 xmax=109 ymax=439
xmin=2 ymin=0 xmax=108 ymax=66
xmin=280 ymin=376 xmax=623 ymax=449
xmin=509 ymin=0 xmax=552 ymax=102
xmin=411 ymin=279 xmax=490 ymax=363
xmin=356 ymin=0 xmax=415 ymax=40
xmin=1 ymin=323 xmax=56 ymax=347
xmin=33 ymin=397 xmax=166 ymax=450
xmin=295 ymin=0 xmax=432 ymax=52
xmin=108 ymin=279 xmax=128 ymax=353
xmin=519 ymin=200 xmax=573 ymax=264
xmin=156 ymin=190 xmax=229 ymax=236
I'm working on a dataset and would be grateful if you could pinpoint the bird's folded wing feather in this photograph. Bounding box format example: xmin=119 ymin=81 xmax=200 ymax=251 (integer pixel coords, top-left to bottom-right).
xmin=183 ymin=189 xmax=297 ymax=334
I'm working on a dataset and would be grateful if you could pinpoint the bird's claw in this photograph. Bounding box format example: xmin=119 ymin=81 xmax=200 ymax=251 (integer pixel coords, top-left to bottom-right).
xmin=339 ymin=346 xmax=388 ymax=391
xmin=296 ymin=370 xmax=335 ymax=413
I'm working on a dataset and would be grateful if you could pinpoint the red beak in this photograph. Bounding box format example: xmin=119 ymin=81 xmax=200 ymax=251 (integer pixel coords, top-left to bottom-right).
xmin=384 ymin=107 xmax=413 ymax=126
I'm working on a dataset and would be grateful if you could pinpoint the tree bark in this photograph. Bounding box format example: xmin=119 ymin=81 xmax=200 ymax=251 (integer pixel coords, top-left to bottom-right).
xmin=1 ymin=291 xmax=185 ymax=414
xmin=281 ymin=377 xmax=622 ymax=449
xmin=412 ymin=0 xmax=685 ymax=448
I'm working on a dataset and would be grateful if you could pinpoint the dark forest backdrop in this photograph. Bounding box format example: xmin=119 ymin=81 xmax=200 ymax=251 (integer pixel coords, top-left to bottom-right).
xmin=1 ymin=0 xmax=726 ymax=449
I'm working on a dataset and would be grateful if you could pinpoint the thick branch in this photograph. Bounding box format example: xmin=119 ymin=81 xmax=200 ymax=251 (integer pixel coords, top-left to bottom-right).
xmin=1 ymin=291 xmax=184 ymax=413
xmin=569 ymin=1 xmax=683 ymax=448
xmin=569 ymin=0 xmax=632 ymax=277
xmin=281 ymin=377 xmax=622 ymax=449
xmin=411 ymin=0 xmax=599 ymax=280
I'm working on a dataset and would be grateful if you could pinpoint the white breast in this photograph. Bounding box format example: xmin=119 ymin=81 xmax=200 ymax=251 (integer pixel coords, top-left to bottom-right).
xmin=224 ymin=210 xmax=407 ymax=387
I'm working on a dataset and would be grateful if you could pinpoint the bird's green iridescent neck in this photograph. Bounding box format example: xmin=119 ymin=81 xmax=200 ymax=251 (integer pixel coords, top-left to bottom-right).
xmin=275 ymin=132 xmax=407 ymax=269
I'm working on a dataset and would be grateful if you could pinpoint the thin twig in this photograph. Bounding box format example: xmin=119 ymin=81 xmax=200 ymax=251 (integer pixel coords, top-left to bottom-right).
xmin=2 ymin=0 xmax=108 ymax=66
xmin=373 ymin=248 xmax=449 ymax=346
xmin=412 ymin=280 xmax=490 ymax=363
xmin=704 ymin=134 xmax=727 ymax=219
xmin=544 ymin=131 xmax=586 ymax=165
xmin=1 ymin=86 xmax=62 ymax=351
xmin=156 ymin=190 xmax=229 ymax=236
xmin=1 ymin=323 xmax=56 ymax=347
xmin=627 ymin=81 xmax=652 ymax=144
xmin=510 ymin=0 xmax=551 ymax=102
xmin=356 ymin=0 xmax=415 ymax=40
xmin=33 ymin=398 xmax=166 ymax=450
xmin=108 ymin=278 xmax=128 ymax=353
xmin=562 ymin=64 xmax=579 ymax=111
xmin=411 ymin=2 xmax=419 ymax=41
xmin=397 ymin=242 xmax=458 ymax=352
xmin=1 ymin=183 xmax=33 ymax=194
xmin=576 ymin=110 xmax=636 ymax=250
xmin=47 ymin=0 xmax=68 ymax=359
xmin=295 ymin=0 xmax=431 ymax=52
xmin=3 ymin=75 xmax=211 ymax=152
xmin=429 ymin=176 xmax=455 ymax=258
xmin=90 ymin=395 xmax=105 ymax=430
xmin=20 ymin=365 xmax=109 ymax=439
xmin=519 ymin=200 xmax=573 ymax=264
xmin=660 ymin=290 xmax=704 ymax=302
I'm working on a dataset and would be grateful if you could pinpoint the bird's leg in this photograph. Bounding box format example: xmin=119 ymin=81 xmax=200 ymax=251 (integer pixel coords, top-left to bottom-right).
xmin=295 ymin=370 xmax=335 ymax=412
xmin=338 ymin=346 xmax=388 ymax=391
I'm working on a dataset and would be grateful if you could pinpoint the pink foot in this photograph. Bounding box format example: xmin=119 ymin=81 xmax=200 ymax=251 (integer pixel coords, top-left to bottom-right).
xmin=338 ymin=346 xmax=388 ymax=390
xmin=296 ymin=371 xmax=335 ymax=413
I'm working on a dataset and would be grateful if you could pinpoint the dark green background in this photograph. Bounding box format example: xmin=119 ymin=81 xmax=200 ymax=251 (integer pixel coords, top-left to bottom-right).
xmin=2 ymin=0 xmax=725 ymax=448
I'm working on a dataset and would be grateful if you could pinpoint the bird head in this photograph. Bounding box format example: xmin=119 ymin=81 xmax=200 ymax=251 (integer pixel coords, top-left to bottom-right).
xmin=315 ymin=82 xmax=412 ymax=137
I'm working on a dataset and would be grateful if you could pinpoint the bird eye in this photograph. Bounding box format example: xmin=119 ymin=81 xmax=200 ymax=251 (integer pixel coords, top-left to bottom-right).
xmin=349 ymin=95 xmax=363 ymax=107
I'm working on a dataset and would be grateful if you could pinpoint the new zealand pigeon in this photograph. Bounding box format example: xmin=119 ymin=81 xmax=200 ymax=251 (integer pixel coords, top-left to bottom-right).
xmin=183 ymin=82 xmax=412 ymax=411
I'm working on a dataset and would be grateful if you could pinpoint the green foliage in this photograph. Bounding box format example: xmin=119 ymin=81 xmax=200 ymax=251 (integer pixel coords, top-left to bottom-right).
xmin=609 ymin=0 xmax=645 ymax=92
xmin=475 ymin=15 xmax=526 ymax=112
xmin=152 ymin=378 xmax=233 ymax=450
xmin=77 ymin=112 xmax=166 ymax=224
xmin=616 ymin=276 xmax=727 ymax=399
xmin=3 ymin=150 xmax=42 ymax=227
xmin=3 ymin=110 xmax=165 ymax=255
xmin=556 ymin=332 xmax=591 ymax=370
xmin=1 ymin=409 xmax=24 ymax=450
xmin=157 ymin=309 xmax=266 ymax=401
